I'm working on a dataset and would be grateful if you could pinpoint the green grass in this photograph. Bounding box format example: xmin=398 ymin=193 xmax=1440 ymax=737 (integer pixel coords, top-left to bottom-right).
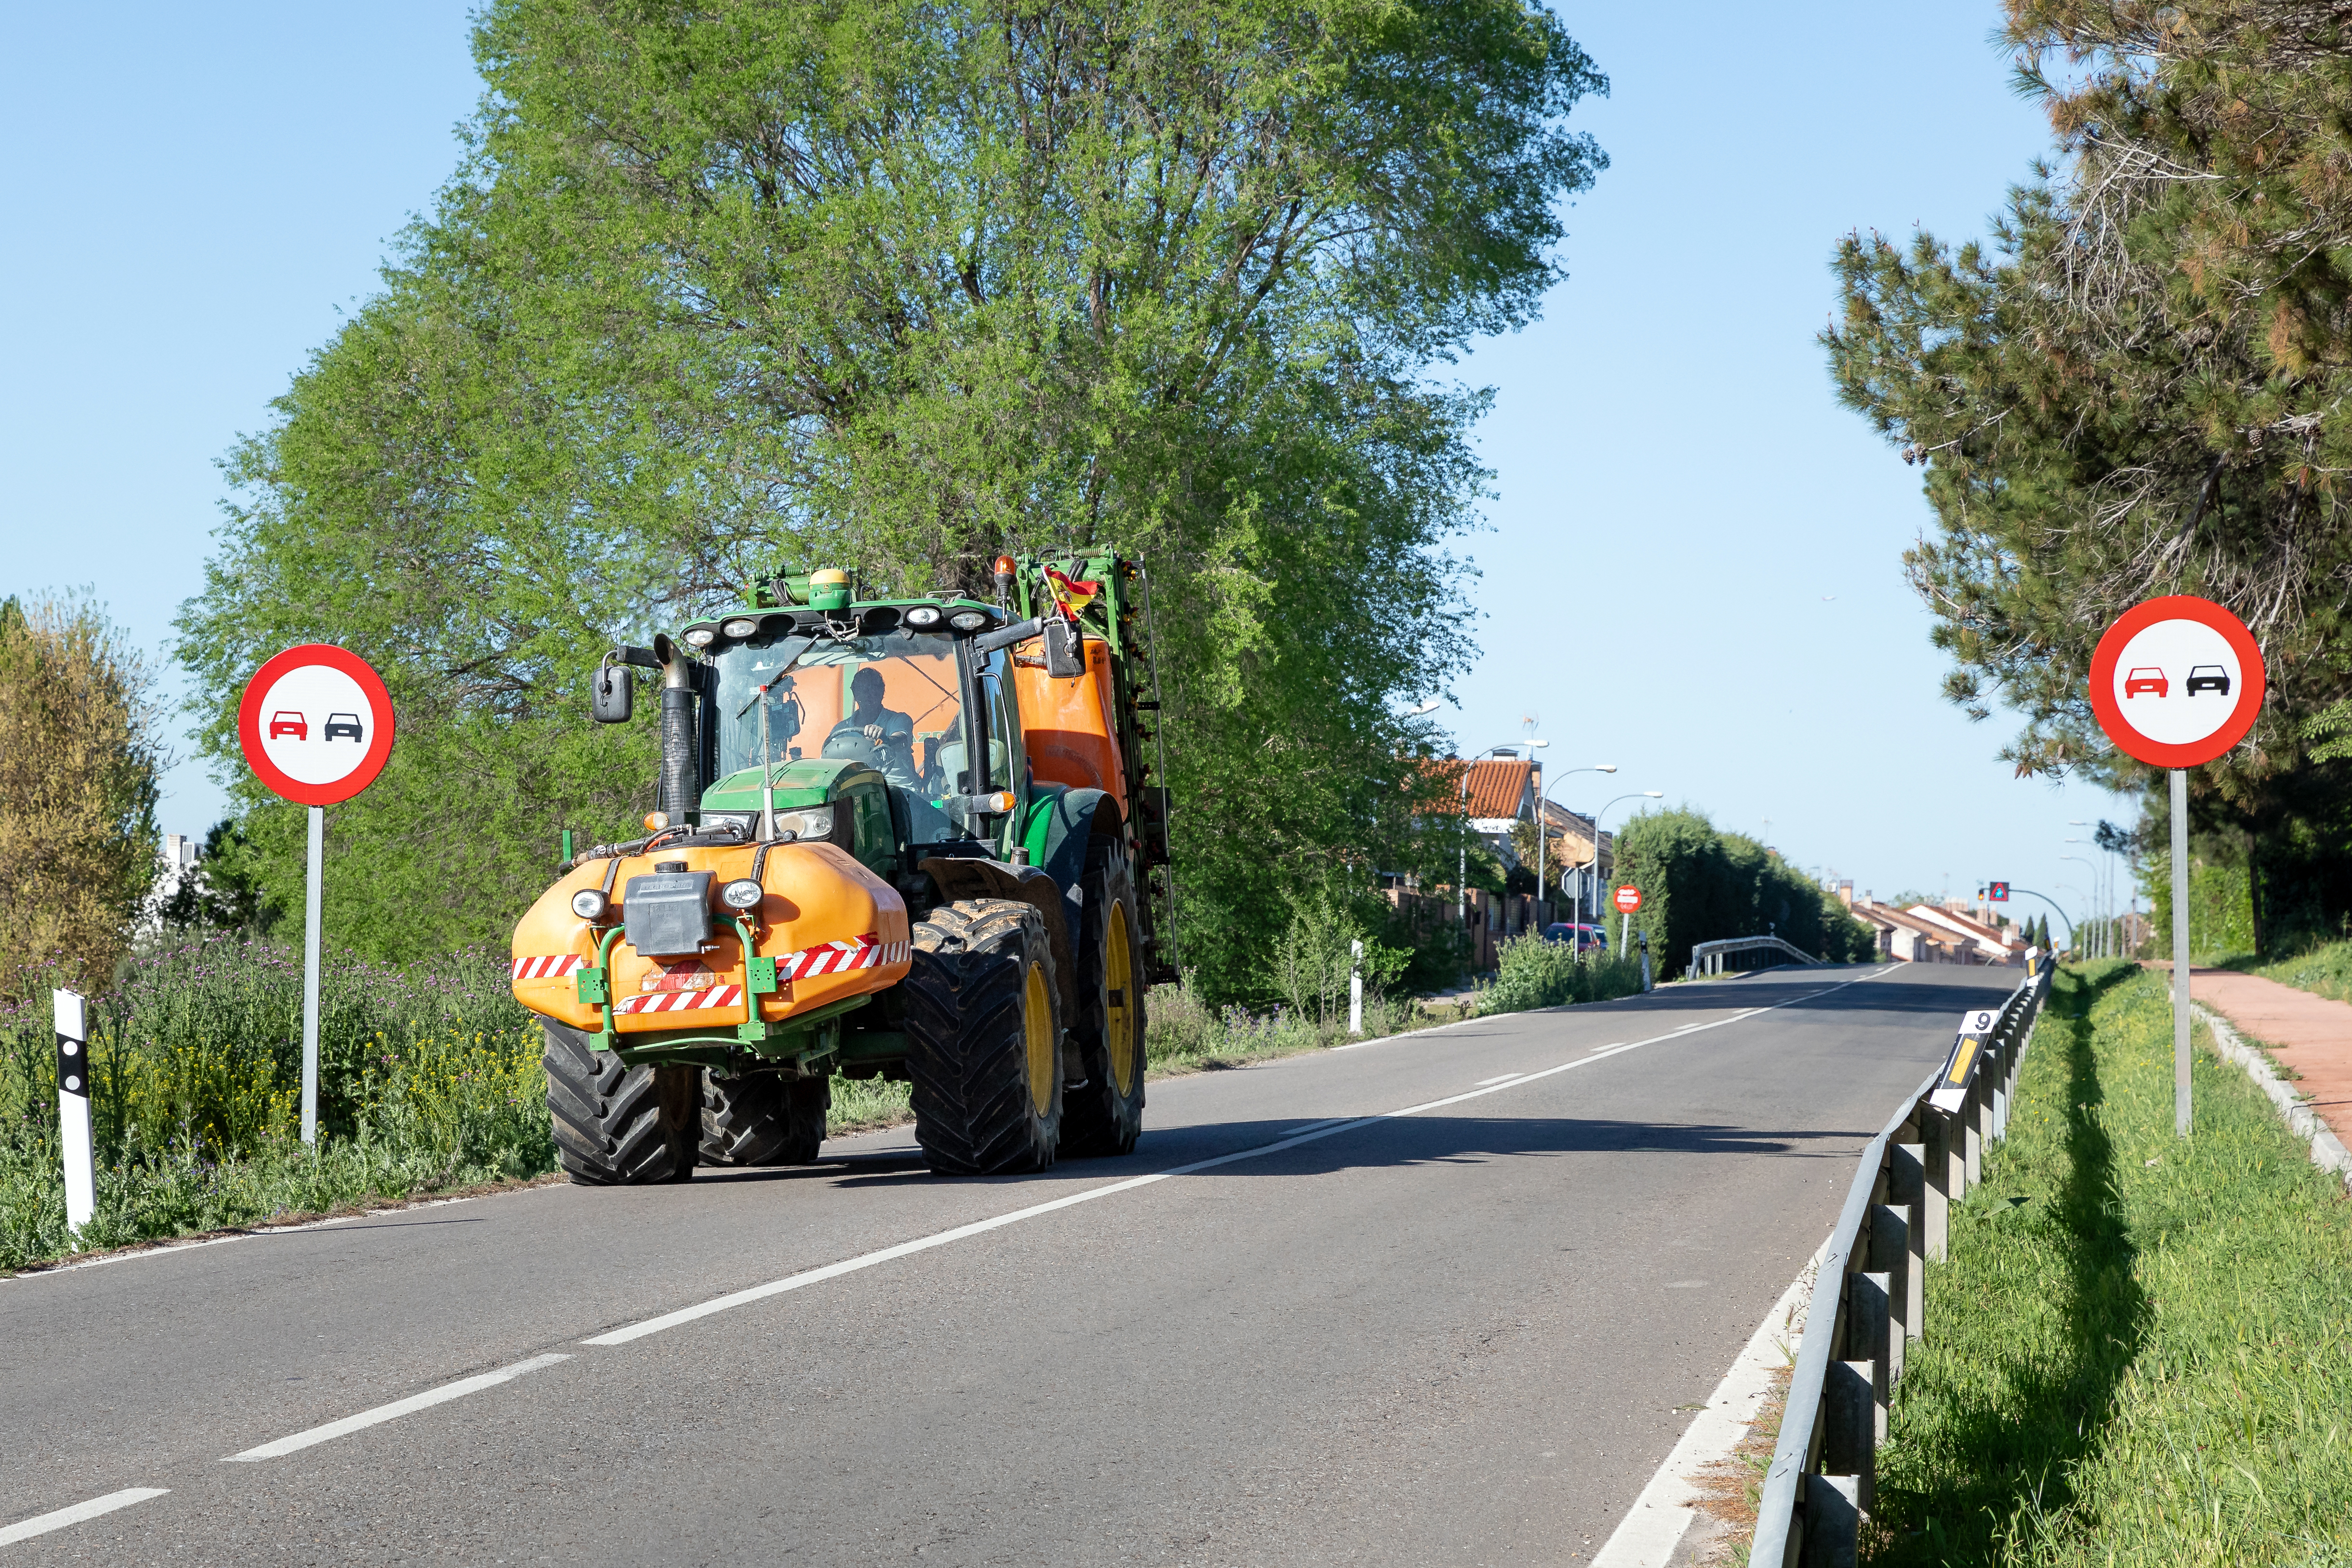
xmin=2246 ymin=936 xmax=2352 ymax=1007
xmin=1865 ymin=962 xmax=2352 ymax=1566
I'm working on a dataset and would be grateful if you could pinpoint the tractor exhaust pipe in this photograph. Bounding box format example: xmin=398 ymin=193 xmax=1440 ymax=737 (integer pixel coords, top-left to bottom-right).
xmin=653 ymin=632 xmax=700 ymax=825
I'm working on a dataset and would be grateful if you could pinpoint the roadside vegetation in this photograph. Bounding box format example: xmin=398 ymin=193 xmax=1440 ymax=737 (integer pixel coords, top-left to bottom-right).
xmin=1866 ymin=962 xmax=2352 ymax=1565
xmin=2244 ymin=936 xmax=2352 ymax=1008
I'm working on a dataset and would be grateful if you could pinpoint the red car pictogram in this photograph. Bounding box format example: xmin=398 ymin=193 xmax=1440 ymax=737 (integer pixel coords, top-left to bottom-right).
xmin=268 ymin=711 xmax=308 ymax=739
xmin=2123 ymin=667 xmax=2168 ymax=698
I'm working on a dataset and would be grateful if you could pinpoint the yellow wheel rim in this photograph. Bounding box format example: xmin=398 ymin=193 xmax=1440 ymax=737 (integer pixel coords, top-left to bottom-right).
xmin=1023 ymin=960 xmax=1055 ymax=1118
xmin=1106 ymin=909 xmax=1136 ymax=1096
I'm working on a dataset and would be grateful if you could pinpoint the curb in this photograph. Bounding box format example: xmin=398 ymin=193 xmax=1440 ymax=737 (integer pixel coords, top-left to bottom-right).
xmin=2193 ymin=1001 xmax=2352 ymax=1197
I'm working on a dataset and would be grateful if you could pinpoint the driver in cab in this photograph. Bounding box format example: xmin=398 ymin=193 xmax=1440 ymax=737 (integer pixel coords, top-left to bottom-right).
xmin=828 ymin=666 xmax=919 ymax=787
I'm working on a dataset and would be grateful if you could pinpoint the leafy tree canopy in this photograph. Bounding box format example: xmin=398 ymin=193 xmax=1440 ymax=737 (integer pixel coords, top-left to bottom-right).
xmin=176 ymin=0 xmax=1607 ymax=995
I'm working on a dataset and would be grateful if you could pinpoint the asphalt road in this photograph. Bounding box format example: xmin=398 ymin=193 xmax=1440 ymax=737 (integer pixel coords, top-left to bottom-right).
xmin=3 ymin=962 xmax=2018 ymax=1566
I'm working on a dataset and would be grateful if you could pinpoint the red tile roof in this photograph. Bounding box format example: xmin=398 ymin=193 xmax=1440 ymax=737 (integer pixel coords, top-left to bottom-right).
xmin=1444 ymin=758 xmax=1534 ymax=819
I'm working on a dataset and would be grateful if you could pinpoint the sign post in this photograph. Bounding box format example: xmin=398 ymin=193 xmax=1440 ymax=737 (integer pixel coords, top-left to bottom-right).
xmin=237 ymin=646 xmax=396 ymax=1144
xmin=2087 ymin=595 xmax=2266 ymax=1138
xmin=1613 ymin=884 xmax=1641 ymax=958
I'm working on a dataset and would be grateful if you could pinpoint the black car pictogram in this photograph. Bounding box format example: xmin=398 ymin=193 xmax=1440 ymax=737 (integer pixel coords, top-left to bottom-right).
xmin=323 ymin=712 xmax=365 ymax=741
xmin=2184 ymin=665 xmax=2231 ymax=697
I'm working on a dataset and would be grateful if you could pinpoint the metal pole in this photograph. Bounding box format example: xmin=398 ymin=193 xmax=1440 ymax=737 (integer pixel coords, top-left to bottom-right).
xmin=54 ymin=988 xmax=94 ymax=1242
xmin=2171 ymin=767 xmax=2192 ymax=1136
xmin=303 ymin=804 xmax=323 ymax=1145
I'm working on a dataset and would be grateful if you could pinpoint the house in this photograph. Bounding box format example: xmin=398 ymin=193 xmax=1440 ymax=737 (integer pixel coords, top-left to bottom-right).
xmin=1906 ymin=902 xmax=2028 ymax=966
xmin=1849 ymin=898 xmax=1966 ymax=963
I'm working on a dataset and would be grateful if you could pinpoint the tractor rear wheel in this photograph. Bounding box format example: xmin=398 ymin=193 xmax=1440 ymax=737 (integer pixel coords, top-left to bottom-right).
xmin=542 ymin=1022 xmax=699 ymax=1185
xmin=700 ymin=1068 xmax=828 ymax=1166
xmin=903 ymin=899 xmax=1063 ymax=1175
xmin=1059 ymin=836 xmax=1147 ymax=1158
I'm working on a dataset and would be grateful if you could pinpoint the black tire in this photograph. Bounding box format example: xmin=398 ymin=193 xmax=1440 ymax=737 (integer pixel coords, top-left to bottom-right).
xmin=1059 ymin=835 xmax=1147 ymax=1157
xmin=903 ymin=899 xmax=1063 ymax=1175
xmin=700 ymin=1068 xmax=828 ymax=1166
xmin=542 ymin=1022 xmax=700 ymax=1185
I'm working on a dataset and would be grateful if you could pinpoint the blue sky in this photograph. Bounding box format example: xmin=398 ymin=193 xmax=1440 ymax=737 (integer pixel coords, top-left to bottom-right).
xmin=0 ymin=2 xmax=2138 ymax=939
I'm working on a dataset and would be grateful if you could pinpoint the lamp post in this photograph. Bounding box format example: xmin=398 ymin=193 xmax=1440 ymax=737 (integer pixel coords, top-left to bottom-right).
xmin=2060 ymin=855 xmax=2098 ymax=956
xmin=1582 ymin=791 xmax=1665 ymax=954
xmin=2067 ymin=834 xmax=2109 ymax=956
xmin=1539 ymin=764 xmax=1615 ymax=928
xmin=1459 ymin=742 xmax=1545 ymax=928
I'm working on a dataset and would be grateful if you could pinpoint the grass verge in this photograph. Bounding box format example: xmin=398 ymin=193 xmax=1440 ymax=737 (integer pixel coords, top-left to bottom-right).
xmin=2246 ymin=936 xmax=2352 ymax=1007
xmin=1865 ymin=961 xmax=2352 ymax=1566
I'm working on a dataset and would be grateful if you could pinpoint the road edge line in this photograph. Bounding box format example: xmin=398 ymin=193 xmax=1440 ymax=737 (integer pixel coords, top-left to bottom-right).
xmin=1589 ymin=1239 xmax=1827 ymax=1568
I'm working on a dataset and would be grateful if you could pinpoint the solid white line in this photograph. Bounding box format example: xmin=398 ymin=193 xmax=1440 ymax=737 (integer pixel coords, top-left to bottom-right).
xmin=583 ymin=967 xmax=1894 ymax=1347
xmin=1590 ymin=1248 xmax=1821 ymax=1567
xmin=222 ymin=1353 xmax=571 ymax=1461
xmin=0 ymin=1488 xmax=170 ymax=1545
xmin=1475 ymin=1073 xmax=1524 ymax=1086
xmin=6 ymin=1194 xmax=502 ymax=1283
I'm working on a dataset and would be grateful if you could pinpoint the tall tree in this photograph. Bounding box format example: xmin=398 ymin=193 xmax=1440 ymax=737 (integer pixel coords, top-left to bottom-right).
xmin=177 ymin=0 xmax=1608 ymax=991
xmin=0 ymin=596 xmax=164 ymax=999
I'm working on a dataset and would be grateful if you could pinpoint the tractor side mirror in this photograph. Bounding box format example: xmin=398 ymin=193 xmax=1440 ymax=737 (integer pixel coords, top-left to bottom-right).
xmin=593 ymin=659 xmax=634 ymax=724
xmin=1042 ymin=617 xmax=1086 ymax=679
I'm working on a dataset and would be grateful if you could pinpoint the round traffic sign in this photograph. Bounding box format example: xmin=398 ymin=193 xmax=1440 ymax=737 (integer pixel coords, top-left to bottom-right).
xmin=237 ymin=645 xmax=396 ymax=805
xmin=1612 ymin=884 xmax=1641 ymax=914
xmin=2087 ymin=595 xmax=2265 ymax=768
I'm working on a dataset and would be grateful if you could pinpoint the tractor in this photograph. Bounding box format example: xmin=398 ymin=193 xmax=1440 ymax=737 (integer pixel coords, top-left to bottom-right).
xmin=509 ymin=556 xmax=1175 ymax=1182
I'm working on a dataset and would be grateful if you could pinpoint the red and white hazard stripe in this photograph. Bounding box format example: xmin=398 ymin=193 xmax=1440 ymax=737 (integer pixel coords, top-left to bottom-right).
xmin=778 ymin=934 xmax=908 ymax=979
xmin=613 ymin=985 xmax=745 ymax=1016
xmin=512 ymin=954 xmax=587 ymax=981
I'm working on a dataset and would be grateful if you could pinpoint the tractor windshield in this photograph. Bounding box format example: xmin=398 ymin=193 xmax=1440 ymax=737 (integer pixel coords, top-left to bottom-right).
xmin=713 ymin=630 xmax=991 ymax=843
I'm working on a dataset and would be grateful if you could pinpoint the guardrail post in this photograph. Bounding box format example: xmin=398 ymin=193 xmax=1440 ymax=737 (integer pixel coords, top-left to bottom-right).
xmin=1821 ymin=1352 xmax=1875 ymax=1510
xmin=1964 ymin=1075 xmax=1984 ymax=1186
xmin=1800 ymin=1474 xmax=1861 ymax=1568
xmin=1922 ymin=1116 xmax=1953 ymax=1259
xmin=1889 ymin=1145 xmax=1927 ymax=1339
xmin=1852 ymin=1271 xmax=1892 ymax=1441
xmin=1869 ymin=1206 xmax=1912 ymax=1375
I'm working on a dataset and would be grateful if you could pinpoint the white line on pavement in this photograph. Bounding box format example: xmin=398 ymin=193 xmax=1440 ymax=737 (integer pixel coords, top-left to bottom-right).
xmin=1475 ymin=1073 xmax=1524 ymax=1086
xmin=583 ymin=967 xmax=1892 ymax=1347
xmin=222 ymin=1354 xmax=572 ymax=1462
xmin=0 ymin=1488 xmax=170 ymax=1546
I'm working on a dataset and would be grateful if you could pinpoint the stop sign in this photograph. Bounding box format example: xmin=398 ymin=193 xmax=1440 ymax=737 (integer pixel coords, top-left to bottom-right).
xmin=1612 ymin=884 xmax=1641 ymax=914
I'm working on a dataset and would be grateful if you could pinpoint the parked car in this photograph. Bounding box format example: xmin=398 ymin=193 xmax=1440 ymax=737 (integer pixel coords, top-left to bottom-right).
xmin=1541 ymin=922 xmax=1608 ymax=954
xmin=2184 ymin=665 xmax=2231 ymax=697
xmin=324 ymin=712 xmax=365 ymax=741
xmin=2123 ymin=667 xmax=2168 ymax=698
xmin=267 ymin=711 xmax=307 ymax=739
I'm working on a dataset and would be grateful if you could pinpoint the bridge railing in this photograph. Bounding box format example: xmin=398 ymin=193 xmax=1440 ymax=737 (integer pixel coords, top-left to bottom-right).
xmin=1748 ymin=956 xmax=2055 ymax=1567
xmin=1688 ymin=934 xmax=1823 ymax=977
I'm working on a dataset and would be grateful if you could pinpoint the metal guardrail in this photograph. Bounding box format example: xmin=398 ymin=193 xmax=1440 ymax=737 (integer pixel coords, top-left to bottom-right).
xmin=1688 ymin=935 xmax=1824 ymax=977
xmin=1749 ymin=957 xmax=2054 ymax=1567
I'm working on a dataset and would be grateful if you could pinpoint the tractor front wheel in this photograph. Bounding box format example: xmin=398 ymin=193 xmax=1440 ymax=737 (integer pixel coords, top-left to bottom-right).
xmin=903 ymin=899 xmax=1062 ymax=1175
xmin=700 ymin=1068 xmax=828 ymax=1167
xmin=542 ymin=1022 xmax=699 ymax=1185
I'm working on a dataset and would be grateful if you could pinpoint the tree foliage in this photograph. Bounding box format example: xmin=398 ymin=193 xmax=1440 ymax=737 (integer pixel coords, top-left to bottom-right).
xmin=1824 ymin=0 xmax=2352 ymax=801
xmin=1609 ymin=807 xmax=1877 ymax=978
xmin=0 ymin=596 xmax=164 ymax=1000
xmin=175 ymin=0 xmax=1607 ymax=994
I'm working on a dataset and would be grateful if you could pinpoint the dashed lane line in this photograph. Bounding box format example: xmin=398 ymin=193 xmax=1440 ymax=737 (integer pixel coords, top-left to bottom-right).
xmin=222 ymin=1354 xmax=572 ymax=1462
xmin=0 ymin=1489 xmax=170 ymax=1546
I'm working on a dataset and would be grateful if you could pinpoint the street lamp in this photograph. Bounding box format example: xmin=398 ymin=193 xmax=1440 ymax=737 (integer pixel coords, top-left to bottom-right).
xmin=1538 ymin=764 xmax=1615 ymax=923
xmin=1460 ymin=741 xmax=1546 ymax=926
xmin=2060 ymin=855 xmax=2097 ymax=956
xmin=2066 ymin=836 xmax=2108 ymax=957
xmin=1582 ymin=791 xmax=1665 ymax=952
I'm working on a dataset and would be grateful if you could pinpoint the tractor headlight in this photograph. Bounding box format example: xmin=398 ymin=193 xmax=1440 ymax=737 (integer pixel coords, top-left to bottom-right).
xmin=772 ymin=805 xmax=834 ymax=841
xmin=721 ymin=617 xmax=759 ymax=638
xmin=683 ymin=626 xmax=717 ymax=648
xmin=948 ymin=609 xmax=990 ymax=632
xmin=904 ymin=604 xmax=943 ymax=630
xmin=719 ymin=878 xmax=765 ymax=911
xmin=571 ymin=889 xmax=610 ymax=921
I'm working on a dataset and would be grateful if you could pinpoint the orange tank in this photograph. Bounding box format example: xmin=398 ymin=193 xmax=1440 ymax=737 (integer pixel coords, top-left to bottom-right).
xmin=1013 ymin=634 xmax=1129 ymax=817
xmin=509 ymin=840 xmax=911 ymax=1039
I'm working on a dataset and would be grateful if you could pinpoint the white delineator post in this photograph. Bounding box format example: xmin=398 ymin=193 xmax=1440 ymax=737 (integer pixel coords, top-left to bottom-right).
xmin=1348 ymin=939 xmax=1363 ymax=1037
xmin=302 ymin=804 xmax=323 ymax=1144
xmin=53 ymin=988 xmax=95 ymax=1241
xmin=2171 ymin=767 xmax=2192 ymax=1137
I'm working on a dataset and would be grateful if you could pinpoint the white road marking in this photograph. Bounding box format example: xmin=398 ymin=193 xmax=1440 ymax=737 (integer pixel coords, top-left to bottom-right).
xmin=223 ymin=1354 xmax=571 ymax=1461
xmin=1475 ymin=1073 xmax=1524 ymax=1086
xmin=1591 ymin=1243 xmax=1824 ymax=1567
xmin=0 ymin=1488 xmax=170 ymax=1545
xmin=6 ymin=1193 xmax=507 ymax=1284
xmin=584 ymin=967 xmax=1894 ymax=1347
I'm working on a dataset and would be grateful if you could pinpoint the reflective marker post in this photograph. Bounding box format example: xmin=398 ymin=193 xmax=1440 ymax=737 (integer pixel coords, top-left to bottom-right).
xmin=1348 ymin=939 xmax=1363 ymax=1036
xmin=2171 ymin=768 xmax=2192 ymax=1137
xmin=303 ymin=804 xmax=323 ymax=1144
xmin=53 ymin=988 xmax=94 ymax=1241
